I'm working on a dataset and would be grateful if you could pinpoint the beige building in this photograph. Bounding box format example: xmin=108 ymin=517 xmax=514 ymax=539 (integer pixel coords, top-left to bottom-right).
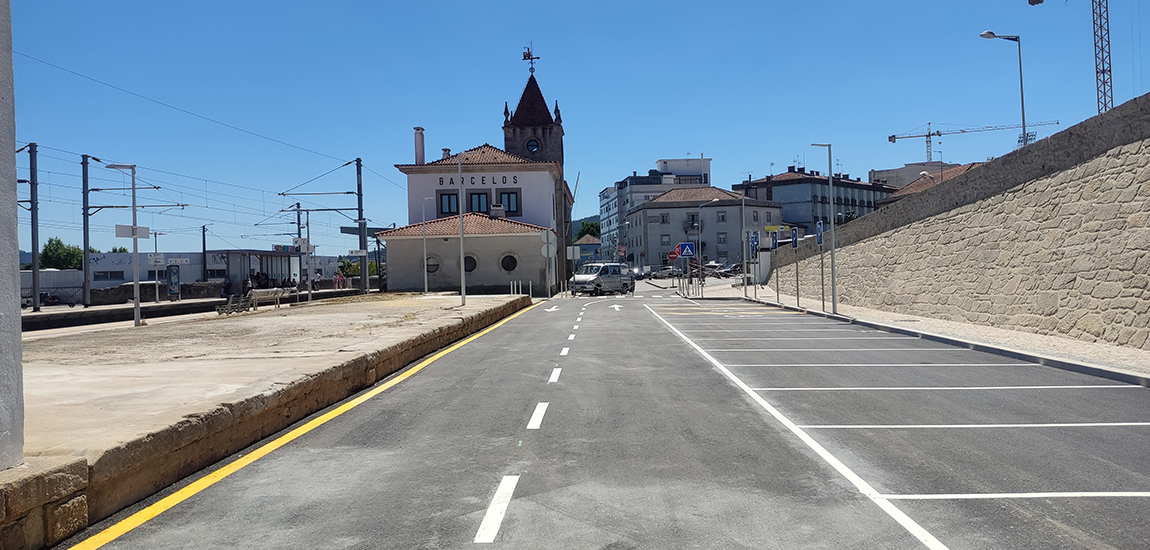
xmin=377 ymin=213 xmax=556 ymax=295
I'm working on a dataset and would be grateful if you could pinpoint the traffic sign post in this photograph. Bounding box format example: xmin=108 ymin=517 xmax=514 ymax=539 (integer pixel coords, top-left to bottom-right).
xmin=791 ymin=227 xmax=799 ymax=307
xmin=668 ymin=250 xmax=680 ymax=261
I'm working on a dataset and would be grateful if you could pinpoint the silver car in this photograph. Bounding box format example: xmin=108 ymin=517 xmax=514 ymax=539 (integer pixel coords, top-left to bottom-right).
xmin=571 ymin=262 xmax=634 ymax=296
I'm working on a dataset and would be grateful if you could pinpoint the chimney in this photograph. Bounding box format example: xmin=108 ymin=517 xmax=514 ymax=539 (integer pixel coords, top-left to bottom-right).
xmin=414 ymin=127 xmax=425 ymax=165
xmin=442 ymin=148 xmax=451 ymax=159
xmin=490 ymin=203 xmax=506 ymax=218
xmin=787 ymin=166 xmax=796 ymax=173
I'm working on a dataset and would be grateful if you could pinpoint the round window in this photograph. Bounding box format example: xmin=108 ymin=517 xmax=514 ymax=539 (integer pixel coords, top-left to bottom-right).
xmin=426 ymin=256 xmax=440 ymax=274
xmin=464 ymin=255 xmax=477 ymax=272
xmin=525 ymin=139 xmax=540 ymax=153
xmin=500 ymin=254 xmax=518 ymax=272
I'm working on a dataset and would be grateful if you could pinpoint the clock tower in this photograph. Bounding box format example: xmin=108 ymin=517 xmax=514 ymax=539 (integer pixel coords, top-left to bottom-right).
xmin=503 ymin=74 xmax=564 ymax=170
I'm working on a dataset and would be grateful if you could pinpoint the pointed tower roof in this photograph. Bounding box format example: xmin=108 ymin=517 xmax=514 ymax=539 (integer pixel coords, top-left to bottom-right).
xmin=508 ymin=74 xmax=554 ymax=127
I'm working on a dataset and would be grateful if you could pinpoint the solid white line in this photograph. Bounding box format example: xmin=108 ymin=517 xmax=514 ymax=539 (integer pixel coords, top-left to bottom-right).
xmin=474 ymin=475 xmax=520 ymax=543
xmin=644 ymin=304 xmax=950 ymax=550
xmin=881 ymin=492 xmax=1150 ymax=500
xmin=754 ymin=385 xmax=1137 ymax=391
xmin=728 ymin=363 xmax=1030 ymax=367
xmin=683 ymin=328 xmax=880 ymax=332
xmin=548 ymin=368 xmax=561 ymax=383
xmin=568 ymin=334 xmax=575 ymax=341
xmin=572 ymin=325 xmax=579 ymax=330
xmin=799 ymin=422 xmax=1150 ymax=429
xmin=526 ymin=402 xmax=549 ymax=429
xmin=697 ymin=336 xmax=914 ymax=341
xmin=709 ymin=348 xmax=959 ymax=352
xmin=560 ymin=347 xmax=569 ymax=356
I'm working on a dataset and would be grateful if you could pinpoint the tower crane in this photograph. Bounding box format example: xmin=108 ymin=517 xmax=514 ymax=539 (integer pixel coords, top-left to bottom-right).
xmin=888 ymin=121 xmax=1059 ymax=162
xmin=1028 ymin=0 xmax=1112 ymax=113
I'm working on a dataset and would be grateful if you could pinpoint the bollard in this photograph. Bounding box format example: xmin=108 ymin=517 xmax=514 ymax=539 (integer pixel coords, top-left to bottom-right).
xmin=529 ymin=280 xmax=533 ymax=298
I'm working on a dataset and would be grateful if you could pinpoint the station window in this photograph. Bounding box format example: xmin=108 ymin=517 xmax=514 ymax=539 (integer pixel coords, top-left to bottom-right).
xmin=498 ymin=191 xmax=520 ymax=215
xmin=440 ymin=193 xmax=458 ymax=216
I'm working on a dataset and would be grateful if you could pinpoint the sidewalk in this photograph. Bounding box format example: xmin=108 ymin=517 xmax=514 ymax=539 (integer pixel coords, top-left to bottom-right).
xmin=3 ymin=292 xmax=532 ymax=549
xmin=697 ymin=280 xmax=1150 ymax=381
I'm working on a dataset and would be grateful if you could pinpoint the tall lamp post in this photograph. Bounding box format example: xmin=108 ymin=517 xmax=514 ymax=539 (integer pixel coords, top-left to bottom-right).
xmin=106 ymin=164 xmax=142 ymax=326
xmin=981 ymin=30 xmax=1028 ymax=146
xmin=696 ymin=198 xmax=719 ymax=297
xmin=811 ymin=144 xmax=837 ymax=314
xmin=422 ymin=196 xmax=432 ymax=294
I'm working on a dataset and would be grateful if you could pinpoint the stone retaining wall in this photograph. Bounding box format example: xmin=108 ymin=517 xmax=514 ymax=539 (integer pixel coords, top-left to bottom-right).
xmin=0 ymin=296 xmax=532 ymax=549
xmin=776 ymin=136 xmax=1150 ymax=350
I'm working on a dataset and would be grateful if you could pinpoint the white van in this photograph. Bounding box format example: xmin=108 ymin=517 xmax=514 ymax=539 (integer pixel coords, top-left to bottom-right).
xmin=571 ymin=262 xmax=634 ymax=296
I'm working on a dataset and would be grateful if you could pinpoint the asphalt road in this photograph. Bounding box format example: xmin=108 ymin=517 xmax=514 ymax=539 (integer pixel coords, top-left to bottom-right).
xmin=68 ymin=282 xmax=1150 ymax=549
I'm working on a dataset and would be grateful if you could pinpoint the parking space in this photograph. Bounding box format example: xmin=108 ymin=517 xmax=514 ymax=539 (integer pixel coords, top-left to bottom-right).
xmin=648 ymin=299 xmax=1150 ymax=550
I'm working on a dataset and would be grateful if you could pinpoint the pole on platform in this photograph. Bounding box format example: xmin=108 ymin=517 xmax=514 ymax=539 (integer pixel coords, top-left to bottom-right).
xmin=82 ymin=154 xmax=91 ymax=307
xmin=29 ymin=143 xmax=39 ymax=312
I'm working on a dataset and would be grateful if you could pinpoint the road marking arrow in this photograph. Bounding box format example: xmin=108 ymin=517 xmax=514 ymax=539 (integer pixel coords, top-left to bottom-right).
xmin=544 ymin=306 xmax=560 ymax=312
xmin=609 ymin=304 xmax=623 ymax=311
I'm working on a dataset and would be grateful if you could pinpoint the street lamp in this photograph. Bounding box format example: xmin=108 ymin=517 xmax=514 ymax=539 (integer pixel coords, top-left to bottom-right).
xmin=696 ymin=198 xmax=719 ymax=296
xmin=422 ymin=197 xmax=433 ymax=294
xmin=981 ymin=30 xmax=1028 ymax=147
xmin=106 ymin=163 xmax=142 ymax=326
xmin=811 ymin=144 xmax=837 ymax=314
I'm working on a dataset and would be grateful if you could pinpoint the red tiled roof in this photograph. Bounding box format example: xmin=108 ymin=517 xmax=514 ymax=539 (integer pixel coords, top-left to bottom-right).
xmin=376 ymin=212 xmax=552 ymax=238
xmin=509 ymin=75 xmax=554 ymax=127
xmin=399 ymin=144 xmax=543 ymax=168
xmin=888 ymin=163 xmax=983 ymax=198
xmin=573 ymin=234 xmax=600 ymax=245
xmin=647 ymin=186 xmax=743 ymax=203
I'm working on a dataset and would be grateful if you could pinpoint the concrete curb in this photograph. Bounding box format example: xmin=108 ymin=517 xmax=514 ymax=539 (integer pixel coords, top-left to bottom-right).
xmin=741 ymin=296 xmax=1150 ymax=388
xmin=1 ymin=296 xmax=532 ymax=549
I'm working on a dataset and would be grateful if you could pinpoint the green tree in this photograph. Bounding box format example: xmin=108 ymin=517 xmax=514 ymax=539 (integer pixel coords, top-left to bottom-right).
xmin=339 ymin=257 xmax=361 ymax=276
xmin=40 ymin=237 xmax=83 ymax=269
xmin=88 ymin=246 xmax=101 ymax=253
xmin=110 ymin=246 xmax=129 ymax=253
xmin=576 ymin=221 xmax=600 ymax=239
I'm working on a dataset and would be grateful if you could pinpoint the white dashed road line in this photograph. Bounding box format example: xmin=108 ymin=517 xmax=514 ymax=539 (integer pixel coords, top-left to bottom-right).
xmin=474 ymin=475 xmax=520 ymax=543
xmin=568 ymin=334 xmax=575 ymax=340
xmin=560 ymin=347 xmax=569 ymax=356
xmin=548 ymin=368 xmax=561 ymax=383
xmin=572 ymin=325 xmax=579 ymax=330
xmin=526 ymin=402 xmax=549 ymax=429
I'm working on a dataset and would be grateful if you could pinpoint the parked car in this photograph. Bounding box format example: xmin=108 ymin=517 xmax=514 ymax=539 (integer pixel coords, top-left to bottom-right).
xmin=571 ymin=262 xmax=634 ymax=295
xmin=653 ymin=266 xmax=683 ymax=279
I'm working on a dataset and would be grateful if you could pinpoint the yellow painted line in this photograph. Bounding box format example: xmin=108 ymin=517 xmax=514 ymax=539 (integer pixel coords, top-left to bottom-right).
xmin=72 ymin=300 xmax=543 ymax=550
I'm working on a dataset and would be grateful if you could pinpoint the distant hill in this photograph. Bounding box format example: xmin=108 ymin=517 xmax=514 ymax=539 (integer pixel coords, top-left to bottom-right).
xmin=573 ymin=214 xmax=599 ymax=227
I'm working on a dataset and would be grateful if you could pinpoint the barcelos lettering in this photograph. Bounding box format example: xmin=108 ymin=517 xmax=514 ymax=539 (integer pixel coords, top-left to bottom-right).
xmin=438 ymin=174 xmax=519 ymax=186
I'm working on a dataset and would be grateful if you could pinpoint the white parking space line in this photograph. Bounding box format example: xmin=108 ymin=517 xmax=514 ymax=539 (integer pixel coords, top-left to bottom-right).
xmin=474 ymin=475 xmax=520 ymax=543
xmin=710 ymin=348 xmax=961 ymax=352
xmin=729 ymin=363 xmax=1031 ymax=367
xmin=572 ymin=325 xmax=579 ymax=330
xmin=560 ymin=347 xmax=570 ymax=356
xmin=652 ymin=295 xmax=663 ymax=298
xmin=634 ymin=295 xmax=644 ymax=298
xmin=526 ymin=402 xmax=549 ymax=429
xmin=755 ymin=385 xmax=1137 ymax=391
xmin=799 ymin=422 xmax=1150 ymax=429
xmin=645 ymin=304 xmax=950 ymax=550
xmin=548 ymin=368 xmax=561 ymax=383
xmin=568 ymin=334 xmax=575 ymax=341
xmin=881 ymin=491 xmax=1150 ymax=500
xmin=697 ymin=337 xmax=915 ymax=341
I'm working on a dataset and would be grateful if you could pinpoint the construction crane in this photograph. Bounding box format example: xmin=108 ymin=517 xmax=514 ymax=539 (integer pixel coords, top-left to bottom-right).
xmin=1028 ymin=0 xmax=1112 ymax=113
xmin=889 ymin=121 xmax=1059 ymax=162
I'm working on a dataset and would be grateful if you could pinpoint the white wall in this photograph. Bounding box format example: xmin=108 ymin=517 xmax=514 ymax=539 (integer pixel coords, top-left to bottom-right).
xmin=385 ymin=233 xmax=551 ymax=294
xmin=405 ymin=168 xmax=558 ymax=230
xmin=0 ymin=0 xmax=22 ymax=470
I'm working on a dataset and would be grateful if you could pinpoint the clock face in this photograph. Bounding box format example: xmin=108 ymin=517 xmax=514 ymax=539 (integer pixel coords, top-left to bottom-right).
xmin=526 ymin=139 xmax=540 ymax=153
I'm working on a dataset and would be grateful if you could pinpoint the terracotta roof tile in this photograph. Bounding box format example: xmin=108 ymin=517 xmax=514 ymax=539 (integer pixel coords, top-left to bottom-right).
xmin=888 ymin=163 xmax=983 ymax=198
xmin=573 ymin=234 xmax=601 ymax=245
xmin=376 ymin=212 xmax=552 ymax=238
xmin=402 ymin=143 xmax=543 ymax=168
xmin=647 ymin=187 xmax=743 ymax=203
xmin=508 ymin=75 xmax=554 ymax=127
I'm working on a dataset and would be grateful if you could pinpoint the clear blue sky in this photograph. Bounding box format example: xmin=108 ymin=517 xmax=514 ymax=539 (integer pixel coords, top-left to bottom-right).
xmin=12 ymin=0 xmax=1150 ymax=255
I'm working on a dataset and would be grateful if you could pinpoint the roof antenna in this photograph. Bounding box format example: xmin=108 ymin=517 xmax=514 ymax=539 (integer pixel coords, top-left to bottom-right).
xmin=523 ymin=43 xmax=539 ymax=74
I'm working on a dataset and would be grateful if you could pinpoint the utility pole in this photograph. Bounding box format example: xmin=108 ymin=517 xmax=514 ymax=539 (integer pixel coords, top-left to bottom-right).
xmin=356 ymin=158 xmax=367 ymax=294
xmin=201 ymin=225 xmax=207 ymax=283
xmin=82 ymin=154 xmax=91 ymax=307
xmin=28 ymin=143 xmax=39 ymax=312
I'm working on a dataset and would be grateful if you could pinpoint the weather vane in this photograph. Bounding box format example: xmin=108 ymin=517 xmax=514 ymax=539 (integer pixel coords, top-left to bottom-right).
xmin=523 ymin=43 xmax=539 ymax=74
